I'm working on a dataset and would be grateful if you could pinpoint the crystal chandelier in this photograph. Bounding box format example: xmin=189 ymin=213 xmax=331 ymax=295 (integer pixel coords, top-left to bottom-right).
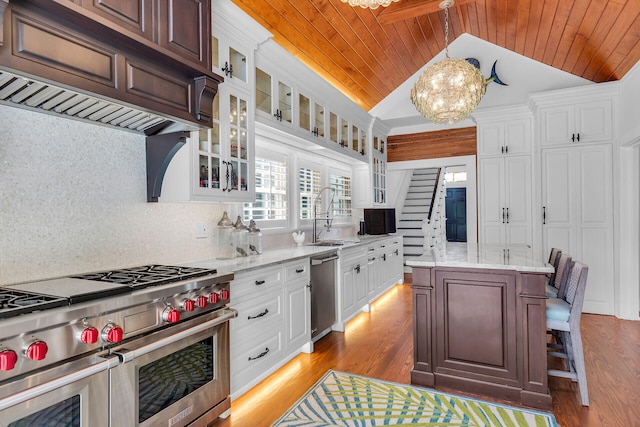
xmin=341 ymin=0 xmax=399 ymax=9
xmin=410 ymin=0 xmax=486 ymax=124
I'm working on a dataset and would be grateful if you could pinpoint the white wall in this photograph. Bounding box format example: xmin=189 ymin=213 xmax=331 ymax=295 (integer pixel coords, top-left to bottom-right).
xmin=618 ymin=62 xmax=640 ymax=319
xmin=0 ymin=105 xmax=229 ymax=285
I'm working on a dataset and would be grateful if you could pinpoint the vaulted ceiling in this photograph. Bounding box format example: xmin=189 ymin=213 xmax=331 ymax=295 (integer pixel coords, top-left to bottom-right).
xmin=232 ymin=0 xmax=640 ymax=112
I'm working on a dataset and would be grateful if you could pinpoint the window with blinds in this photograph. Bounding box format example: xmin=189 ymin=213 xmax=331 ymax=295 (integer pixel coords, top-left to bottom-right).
xmin=330 ymin=173 xmax=352 ymax=219
xmin=299 ymin=167 xmax=322 ymax=219
xmin=244 ymin=157 xmax=287 ymax=222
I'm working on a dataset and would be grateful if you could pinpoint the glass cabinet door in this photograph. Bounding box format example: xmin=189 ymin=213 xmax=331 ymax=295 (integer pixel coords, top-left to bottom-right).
xmin=229 ymin=47 xmax=247 ymax=82
xmin=340 ymin=118 xmax=349 ymax=148
xmin=373 ymin=158 xmax=386 ymax=204
xmin=198 ymin=93 xmax=222 ymax=192
xmin=314 ymin=102 xmax=325 ymax=138
xmin=351 ymin=125 xmax=359 ymax=153
xmin=330 ymin=112 xmax=338 ymax=144
xmin=278 ymin=81 xmax=292 ymax=124
xmin=228 ymin=93 xmax=249 ymax=193
xmin=255 ymin=67 xmax=272 ymax=115
xmin=299 ymin=94 xmax=311 ymax=132
xmin=360 ymin=130 xmax=366 ymax=156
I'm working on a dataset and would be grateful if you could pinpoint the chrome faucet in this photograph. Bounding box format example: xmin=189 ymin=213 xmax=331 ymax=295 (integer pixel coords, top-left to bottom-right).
xmin=312 ymin=186 xmax=335 ymax=243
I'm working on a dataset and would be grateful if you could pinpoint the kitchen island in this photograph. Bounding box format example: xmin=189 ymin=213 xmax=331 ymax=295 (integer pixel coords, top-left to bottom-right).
xmin=406 ymin=245 xmax=554 ymax=409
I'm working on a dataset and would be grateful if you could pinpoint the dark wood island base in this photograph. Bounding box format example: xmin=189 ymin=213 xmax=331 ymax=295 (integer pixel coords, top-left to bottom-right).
xmin=410 ymin=265 xmax=552 ymax=410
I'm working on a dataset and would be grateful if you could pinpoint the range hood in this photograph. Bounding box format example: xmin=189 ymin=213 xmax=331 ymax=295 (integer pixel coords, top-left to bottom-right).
xmin=0 ymin=69 xmax=176 ymax=133
xmin=0 ymin=0 xmax=222 ymax=135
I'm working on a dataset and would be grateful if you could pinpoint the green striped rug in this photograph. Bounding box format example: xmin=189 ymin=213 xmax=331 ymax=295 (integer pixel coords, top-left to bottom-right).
xmin=272 ymin=370 xmax=558 ymax=427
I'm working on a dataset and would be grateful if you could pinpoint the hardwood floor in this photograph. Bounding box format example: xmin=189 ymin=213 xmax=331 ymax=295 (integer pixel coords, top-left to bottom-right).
xmin=213 ymin=283 xmax=640 ymax=427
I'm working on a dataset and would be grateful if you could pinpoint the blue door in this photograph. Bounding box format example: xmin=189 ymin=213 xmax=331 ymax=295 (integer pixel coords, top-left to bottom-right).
xmin=445 ymin=188 xmax=467 ymax=242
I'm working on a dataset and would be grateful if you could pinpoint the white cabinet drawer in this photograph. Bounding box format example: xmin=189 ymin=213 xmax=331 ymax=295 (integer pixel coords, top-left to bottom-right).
xmin=231 ymin=266 xmax=283 ymax=301
xmin=284 ymin=260 xmax=309 ymax=281
xmin=231 ymin=288 xmax=284 ymax=335
xmin=230 ymin=329 xmax=285 ymax=393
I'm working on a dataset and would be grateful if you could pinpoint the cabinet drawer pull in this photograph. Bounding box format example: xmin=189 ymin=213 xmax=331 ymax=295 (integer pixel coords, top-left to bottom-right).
xmin=255 ymin=280 xmax=266 ymax=286
xmin=295 ymin=268 xmax=304 ymax=273
xmin=248 ymin=347 xmax=270 ymax=361
xmin=394 ymin=249 xmax=399 ymax=256
xmin=248 ymin=309 xmax=269 ymax=320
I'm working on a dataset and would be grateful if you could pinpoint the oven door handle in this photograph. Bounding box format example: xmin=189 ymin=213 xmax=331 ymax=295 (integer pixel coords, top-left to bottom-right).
xmin=0 ymin=355 xmax=119 ymax=411
xmin=115 ymin=308 xmax=238 ymax=363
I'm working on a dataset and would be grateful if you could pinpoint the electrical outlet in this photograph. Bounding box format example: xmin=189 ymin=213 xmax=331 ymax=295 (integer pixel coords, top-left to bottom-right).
xmin=195 ymin=223 xmax=208 ymax=239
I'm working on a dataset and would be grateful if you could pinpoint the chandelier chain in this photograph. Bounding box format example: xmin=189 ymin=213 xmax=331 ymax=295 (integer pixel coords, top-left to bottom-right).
xmin=444 ymin=6 xmax=449 ymax=59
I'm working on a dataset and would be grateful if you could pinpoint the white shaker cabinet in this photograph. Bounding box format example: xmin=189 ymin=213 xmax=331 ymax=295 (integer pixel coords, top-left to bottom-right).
xmin=538 ymin=97 xmax=613 ymax=147
xmin=475 ymin=108 xmax=534 ymax=254
xmin=478 ymin=117 xmax=531 ymax=156
xmin=541 ymin=144 xmax=614 ymax=315
xmin=230 ymin=259 xmax=311 ymax=399
xmin=478 ymin=155 xmax=533 ymax=252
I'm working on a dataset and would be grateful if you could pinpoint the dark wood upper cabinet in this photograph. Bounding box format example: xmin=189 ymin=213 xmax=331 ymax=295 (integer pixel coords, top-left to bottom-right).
xmin=158 ymin=0 xmax=210 ymax=70
xmin=0 ymin=0 xmax=220 ymax=131
xmin=81 ymin=0 xmax=153 ymax=40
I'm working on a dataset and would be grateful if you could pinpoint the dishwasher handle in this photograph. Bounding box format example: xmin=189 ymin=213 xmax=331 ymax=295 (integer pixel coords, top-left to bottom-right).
xmin=311 ymin=255 xmax=338 ymax=265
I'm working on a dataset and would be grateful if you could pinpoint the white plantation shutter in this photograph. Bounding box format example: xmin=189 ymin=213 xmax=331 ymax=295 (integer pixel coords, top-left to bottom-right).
xmin=244 ymin=157 xmax=287 ymax=225
xmin=330 ymin=173 xmax=352 ymax=219
xmin=299 ymin=167 xmax=322 ymax=220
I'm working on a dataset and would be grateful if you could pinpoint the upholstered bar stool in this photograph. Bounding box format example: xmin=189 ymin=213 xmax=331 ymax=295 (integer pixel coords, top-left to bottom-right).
xmin=546 ymin=261 xmax=590 ymax=406
xmin=546 ymin=252 xmax=571 ymax=298
xmin=545 ymin=248 xmax=562 ymax=285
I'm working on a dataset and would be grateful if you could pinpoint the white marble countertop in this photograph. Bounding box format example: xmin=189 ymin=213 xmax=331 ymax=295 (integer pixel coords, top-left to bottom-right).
xmin=405 ymin=244 xmax=553 ymax=274
xmin=180 ymin=234 xmax=399 ymax=275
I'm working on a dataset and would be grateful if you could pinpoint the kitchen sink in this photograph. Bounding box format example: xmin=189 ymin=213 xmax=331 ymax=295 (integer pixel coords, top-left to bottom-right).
xmin=309 ymin=240 xmax=345 ymax=246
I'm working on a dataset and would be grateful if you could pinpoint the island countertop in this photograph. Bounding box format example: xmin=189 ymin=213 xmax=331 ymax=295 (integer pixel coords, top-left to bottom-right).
xmin=406 ymin=243 xmax=553 ymax=274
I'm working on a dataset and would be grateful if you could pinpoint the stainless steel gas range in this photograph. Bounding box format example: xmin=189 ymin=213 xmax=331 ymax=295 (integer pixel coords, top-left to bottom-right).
xmin=0 ymin=265 xmax=236 ymax=427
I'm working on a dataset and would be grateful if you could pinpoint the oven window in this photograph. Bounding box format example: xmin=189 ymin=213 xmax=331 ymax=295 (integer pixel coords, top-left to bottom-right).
xmin=138 ymin=337 xmax=214 ymax=423
xmin=8 ymin=395 xmax=80 ymax=427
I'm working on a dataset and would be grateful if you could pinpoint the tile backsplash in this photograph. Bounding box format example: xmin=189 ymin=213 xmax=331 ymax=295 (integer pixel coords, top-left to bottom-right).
xmin=0 ymin=106 xmax=228 ymax=285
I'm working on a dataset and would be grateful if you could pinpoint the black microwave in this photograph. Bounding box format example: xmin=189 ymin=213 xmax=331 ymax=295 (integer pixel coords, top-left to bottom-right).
xmin=363 ymin=208 xmax=396 ymax=235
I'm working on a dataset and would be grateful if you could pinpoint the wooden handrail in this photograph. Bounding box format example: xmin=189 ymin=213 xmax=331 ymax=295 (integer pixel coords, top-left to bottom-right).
xmin=427 ymin=168 xmax=442 ymax=222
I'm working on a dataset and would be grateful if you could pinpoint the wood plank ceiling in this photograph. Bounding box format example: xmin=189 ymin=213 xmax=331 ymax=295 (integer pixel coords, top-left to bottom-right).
xmin=232 ymin=0 xmax=640 ymax=112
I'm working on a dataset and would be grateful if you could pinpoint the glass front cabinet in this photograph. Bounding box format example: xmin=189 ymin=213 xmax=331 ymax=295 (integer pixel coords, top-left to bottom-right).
xmin=372 ymin=134 xmax=386 ymax=204
xmin=255 ymin=67 xmax=293 ymax=126
xmin=194 ymin=85 xmax=254 ymax=201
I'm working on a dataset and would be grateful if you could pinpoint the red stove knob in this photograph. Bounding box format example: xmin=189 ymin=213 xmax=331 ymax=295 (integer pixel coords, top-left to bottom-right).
xmin=26 ymin=341 xmax=48 ymax=361
xmin=220 ymin=289 xmax=230 ymax=300
xmin=209 ymin=292 xmax=220 ymax=304
xmin=197 ymin=295 xmax=208 ymax=308
xmin=102 ymin=323 xmax=124 ymax=343
xmin=182 ymin=299 xmax=195 ymax=312
xmin=80 ymin=326 xmax=99 ymax=344
xmin=162 ymin=307 xmax=181 ymax=323
xmin=0 ymin=349 xmax=18 ymax=371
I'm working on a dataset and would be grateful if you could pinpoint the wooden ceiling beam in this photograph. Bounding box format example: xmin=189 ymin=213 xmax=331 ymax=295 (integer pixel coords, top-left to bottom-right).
xmin=377 ymin=0 xmax=476 ymax=25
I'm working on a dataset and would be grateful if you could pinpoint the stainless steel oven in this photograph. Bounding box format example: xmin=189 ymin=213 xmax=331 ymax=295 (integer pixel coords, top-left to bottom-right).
xmin=0 ymin=265 xmax=235 ymax=427
xmin=0 ymin=353 xmax=119 ymax=427
xmin=109 ymin=308 xmax=236 ymax=427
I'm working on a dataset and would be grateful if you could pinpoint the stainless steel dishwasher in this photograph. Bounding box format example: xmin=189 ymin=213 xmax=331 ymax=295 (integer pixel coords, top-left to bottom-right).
xmin=310 ymin=252 xmax=338 ymax=341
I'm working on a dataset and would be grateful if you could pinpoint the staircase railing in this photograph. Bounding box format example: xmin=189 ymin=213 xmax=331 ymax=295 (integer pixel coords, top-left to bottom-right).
xmin=427 ymin=168 xmax=442 ymax=222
